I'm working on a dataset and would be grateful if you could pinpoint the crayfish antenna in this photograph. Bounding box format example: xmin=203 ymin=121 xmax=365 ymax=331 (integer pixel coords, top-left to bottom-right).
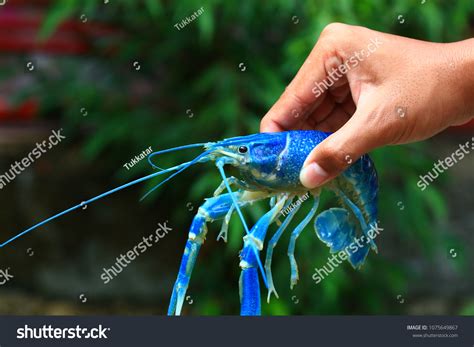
xmin=147 ymin=143 xmax=208 ymax=170
xmin=0 ymin=161 xmax=193 ymax=249
xmin=140 ymin=149 xmax=213 ymax=201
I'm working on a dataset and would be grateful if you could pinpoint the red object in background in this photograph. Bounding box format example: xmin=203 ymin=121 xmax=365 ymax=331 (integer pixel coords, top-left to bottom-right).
xmin=0 ymin=97 xmax=39 ymax=122
xmin=0 ymin=0 xmax=119 ymax=124
xmin=0 ymin=0 xmax=118 ymax=54
xmin=0 ymin=1 xmax=472 ymax=131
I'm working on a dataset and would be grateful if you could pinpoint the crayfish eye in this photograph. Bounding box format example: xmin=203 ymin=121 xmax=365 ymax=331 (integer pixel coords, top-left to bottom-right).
xmin=238 ymin=146 xmax=248 ymax=154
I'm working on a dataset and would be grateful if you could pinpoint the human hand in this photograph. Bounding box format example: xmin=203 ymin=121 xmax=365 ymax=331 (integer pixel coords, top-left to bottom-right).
xmin=260 ymin=23 xmax=474 ymax=188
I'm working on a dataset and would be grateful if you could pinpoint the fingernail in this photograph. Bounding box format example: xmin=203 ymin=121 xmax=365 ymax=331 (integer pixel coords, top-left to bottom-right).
xmin=300 ymin=163 xmax=329 ymax=188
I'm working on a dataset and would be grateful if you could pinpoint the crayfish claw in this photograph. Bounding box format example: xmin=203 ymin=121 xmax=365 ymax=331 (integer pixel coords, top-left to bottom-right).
xmin=216 ymin=206 xmax=234 ymax=243
xmin=216 ymin=230 xmax=228 ymax=243
xmin=266 ymin=285 xmax=279 ymax=303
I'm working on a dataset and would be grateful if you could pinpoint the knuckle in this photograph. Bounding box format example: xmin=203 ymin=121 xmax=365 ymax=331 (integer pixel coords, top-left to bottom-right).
xmin=318 ymin=23 xmax=362 ymax=56
xmin=320 ymin=22 xmax=348 ymax=39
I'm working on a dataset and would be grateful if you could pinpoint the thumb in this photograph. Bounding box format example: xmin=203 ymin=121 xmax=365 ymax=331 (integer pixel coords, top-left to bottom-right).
xmin=299 ymin=109 xmax=381 ymax=189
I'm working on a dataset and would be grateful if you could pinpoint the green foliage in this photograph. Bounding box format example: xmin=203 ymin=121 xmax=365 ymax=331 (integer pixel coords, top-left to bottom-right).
xmin=16 ymin=0 xmax=472 ymax=314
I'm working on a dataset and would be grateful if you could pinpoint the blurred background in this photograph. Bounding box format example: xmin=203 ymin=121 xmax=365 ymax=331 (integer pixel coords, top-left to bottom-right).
xmin=0 ymin=0 xmax=472 ymax=315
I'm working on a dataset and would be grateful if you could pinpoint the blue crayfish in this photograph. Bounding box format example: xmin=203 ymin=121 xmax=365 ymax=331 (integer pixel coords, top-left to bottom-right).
xmin=1 ymin=130 xmax=378 ymax=315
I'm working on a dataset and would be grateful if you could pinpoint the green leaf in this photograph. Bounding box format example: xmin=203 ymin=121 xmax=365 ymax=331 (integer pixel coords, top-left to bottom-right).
xmin=39 ymin=1 xmax=78 ymax=40
xmin=144 ymin=0 xmax=162 ymax=18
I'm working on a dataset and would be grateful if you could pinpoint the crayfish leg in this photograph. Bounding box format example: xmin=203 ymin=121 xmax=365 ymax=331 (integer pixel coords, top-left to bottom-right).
xmin=216 ymin=205 xmax=234 ymax=242
xmin=287 ymin=194 xmax=320 ymax=290
xmin=213 ymin=176 xmax=248 ymax=197
xmin=239 ymin=194 xmax=288 ymax=315
xmin=265 ymin=195 xmax=301 ymax=303
xmin=239 ymin=267 xmax=260 ymax=316
xmin=168 ymin=193 xmax=236 ymax=316
xmin=336 ymin=189 xmax=378 ymax=253
xmin=168 ymin=191 xmax=268 ymax=316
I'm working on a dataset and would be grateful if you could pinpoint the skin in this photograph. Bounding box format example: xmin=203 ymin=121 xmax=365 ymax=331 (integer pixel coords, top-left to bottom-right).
xmin=260 ymin=23 xmax=474 ymax=188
